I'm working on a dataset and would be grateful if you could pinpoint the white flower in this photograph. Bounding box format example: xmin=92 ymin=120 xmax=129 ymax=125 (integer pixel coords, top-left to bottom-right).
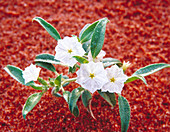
xmin=102 ymin=65 xmax=128 ymax=94
xmin=76 ymin=61 xmax=108 ymax=93
xmin=88 ymin=50 xmax=106 ymax=62
xmin=122 ymin=61 xmax=131 ymax=71
xmin=55 ymin=36 xmax=85 ymax=67
xmin=22 ymin=64 xmax=41 ymax=84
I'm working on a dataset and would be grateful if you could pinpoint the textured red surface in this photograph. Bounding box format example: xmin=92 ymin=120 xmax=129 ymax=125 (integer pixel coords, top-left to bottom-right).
xmin=0 ymin=0 xmax=170 ymax=131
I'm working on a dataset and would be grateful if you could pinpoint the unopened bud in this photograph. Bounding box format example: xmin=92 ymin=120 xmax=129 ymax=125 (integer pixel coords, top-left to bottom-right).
xmin=122 ymin=61 xmax=131 ymax=71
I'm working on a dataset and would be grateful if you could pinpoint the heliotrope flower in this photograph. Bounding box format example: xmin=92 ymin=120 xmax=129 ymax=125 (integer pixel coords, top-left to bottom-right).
xmin=55 ymin=36 xmax=85 ymax=67
xmin=22 ymin=64 xmax=41 ymax=84
xmin=102 ymin=65 xmax=128 ymax=94
xmin=88 ymin=50 xmax=106 ymax=62
xmin=76 ymin=61 xmax=108 ymax=93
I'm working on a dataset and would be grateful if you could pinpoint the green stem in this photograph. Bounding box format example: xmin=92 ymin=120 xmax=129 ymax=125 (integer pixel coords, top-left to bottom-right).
xmin=76 ymin=64 xmax=80 ymax=69
xmin=61 ymin=77 xmax=77 ymax=86
xmin=89 ymin=99 xmax=96 ymax=120
xmin=54 ymin=71 xmax=59 ymax=76
xmin=60 ymin=86 xmax=65 ymax=92
xmin=65 ymin=77 xmax=77 ymax=83
xmin=117 ymin=93 xmax=121 ymax=97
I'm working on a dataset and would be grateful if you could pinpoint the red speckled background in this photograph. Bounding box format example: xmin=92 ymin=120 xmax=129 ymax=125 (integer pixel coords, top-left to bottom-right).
xmin=0 ymin=0 xmax=170 ymax=131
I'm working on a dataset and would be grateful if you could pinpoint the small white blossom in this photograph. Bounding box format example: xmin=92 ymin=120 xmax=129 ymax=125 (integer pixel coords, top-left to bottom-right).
xmin=102 ymin=65 xmax=128 ymax=94
xmin=76 ymin=61 xmax=108 ymax=93
xmin=122 ymin=61 xmax=131 ymax=71
xmin=88 ymin=50 xmax=106 ymax=62
xmin=55 ymin=36 xmax=85 ymax=67
xmin=22 ymin=64 xmax=41 ymax=84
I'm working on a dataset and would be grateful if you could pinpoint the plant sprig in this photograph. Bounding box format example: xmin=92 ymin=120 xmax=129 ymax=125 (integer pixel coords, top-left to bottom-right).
xmin=4 ymin=17 xmax=170 ymax=132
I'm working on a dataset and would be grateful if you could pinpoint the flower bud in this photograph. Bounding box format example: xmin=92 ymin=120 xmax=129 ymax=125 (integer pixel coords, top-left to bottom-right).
xmin=122 ymin=61 xmax=131 ymax=71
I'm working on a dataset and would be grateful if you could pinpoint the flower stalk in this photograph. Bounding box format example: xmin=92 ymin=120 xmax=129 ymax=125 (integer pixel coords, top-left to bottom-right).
xmin=61 ymin=77 xmax=77 ymax=86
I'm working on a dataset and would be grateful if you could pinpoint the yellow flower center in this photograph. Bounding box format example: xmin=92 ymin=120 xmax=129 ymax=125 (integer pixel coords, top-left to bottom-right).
xmin=68 ymin=49 xmax=73 ymax=54
xmin=89 ymin=73 xmax=95 ymax=79
xmin=110 ymin=77 xmax=115 ymax=82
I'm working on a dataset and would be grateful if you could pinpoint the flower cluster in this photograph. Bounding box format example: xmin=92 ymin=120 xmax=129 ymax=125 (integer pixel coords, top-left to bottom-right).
xmin=23 ymin=36 xmax=128 ymax=94
xmin=54 ymin=36 xmax=127 ymax=93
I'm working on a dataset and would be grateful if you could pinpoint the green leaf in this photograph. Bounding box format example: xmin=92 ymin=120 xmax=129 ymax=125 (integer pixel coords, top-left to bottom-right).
xmin=118 ymin=94 xmax=130 ymax=132
xmin=91 ymin=18 xmax=108 ymax=59
xmin=49 ymin=75 xmax=70 ymax=87
xmin=125 ymin=63 xmax=170 ymax=84
xmin=82 ymin=90 xmax=92 ymax=108
xmin=51 ymin=87 xmax=62 ymax=97
xmin=52 ymin=92 xmax=62 ymax=97
xmin=4 ymin=65 xmax=25 ymax=85
xmin=37 ymin=78 xmax=48 ymax=86
xmin=80 ymin=21 xmax=99 ymax=43
xmin=69 ymin=87 xmax=84 ymax=113
xmin=33 ymin=17 xmax=61 ymax=41
xmin=125 ymin=75 xmax=147 ymax=85
xmin=29 ymin=83 xmax=43 ymax=90
xmin=35 ymin=62 xmax=56 ymax=72
xmin=62 ymin=75 xmax=70 ymax=87
xmin=22 ymin=92 xmax=43 ymax=119
xmin=73 ymin=56 xmax=89 ymax=64
xmin=49 ymin=78 xmax=55 ymax=87
xmin=132 ymin=63 xmax=170 ymax=77
xmin=63 ymin=91 xmax=71 ymax=103
xmin=79 ymin=24 xmax=91 ymax=39
xmin=102 ymin=58 xmax=122 ymax=68
xmin=102 ymin=57 xmax=122 ymax=64
xmin=35 ymin=53 xmax=62 ymax=65
xmin=82 ymin=40 xmax=91 ymax=53
xmin=4 ymin=65 xmax=42 ymax=89
xmin=54 ymin=74 xmax=62 ymax=87
xmin=81 ymin=91 xmax=95 ymax=119
xmin=63 ymin=91 xmax=79 ymax=117
xmin=68 ymin=65 xmax=77 ymax=73
xmin=72 ymin=105 xmax=79 ymax=117
xmin=98 ymin=90 xmax=116 ymax=107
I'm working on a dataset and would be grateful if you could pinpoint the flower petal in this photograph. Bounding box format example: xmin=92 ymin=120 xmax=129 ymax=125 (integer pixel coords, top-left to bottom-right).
xmin=22 ymin=64 xmax=41 ymax=84
xmin=55 ymin=36 xmax=85 ymax=67
xmin=88 ymin=50 xmax=106 ymax=62
xmin=102 ymin=65 xmax=128 ymax=94
xmin=76 ymin=61 xmax=108 ymax=93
